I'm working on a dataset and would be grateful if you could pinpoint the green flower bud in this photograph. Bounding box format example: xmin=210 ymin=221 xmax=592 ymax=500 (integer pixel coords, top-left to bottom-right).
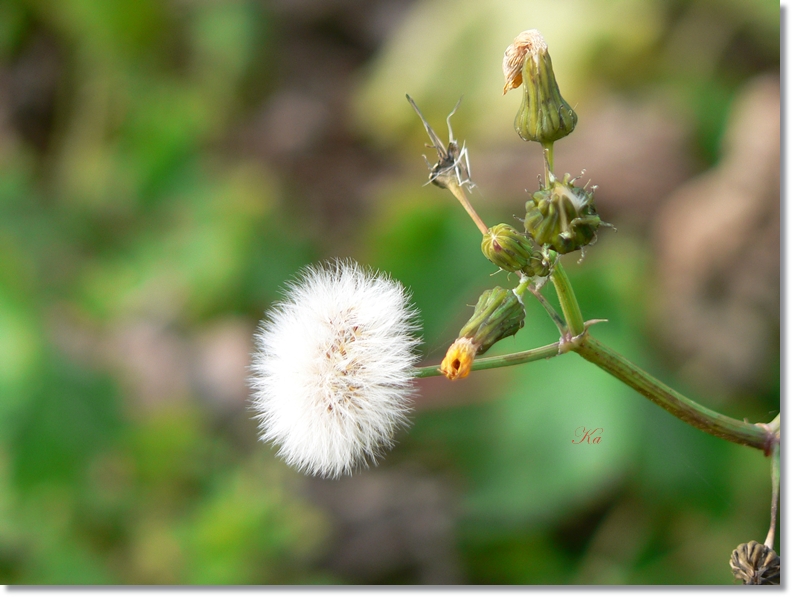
xmin=730 ymin=541 xmax=780 ymax=585
xmin=440 ymin=287 xmax=525 ymax=380
xmin=459 ymin=286 xmax=525 ymax=355
xmin=481 ymin=223 xmax=550 ymax=277
xmin=524 ymin=173 xmax=601 ymax=254
xmin=503 ymin=29 xmax=577 ymax=144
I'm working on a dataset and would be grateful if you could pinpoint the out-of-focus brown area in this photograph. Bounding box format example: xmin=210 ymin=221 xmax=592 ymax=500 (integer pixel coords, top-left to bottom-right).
xmin=653 ymin=75 xmax=780 ymax=402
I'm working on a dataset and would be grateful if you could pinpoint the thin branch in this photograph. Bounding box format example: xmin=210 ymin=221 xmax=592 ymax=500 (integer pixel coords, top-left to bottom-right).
xmin=413 ymin=341 xmax=561 ymax=378
xmin=574 ymin=335 xmax=769 ymax=451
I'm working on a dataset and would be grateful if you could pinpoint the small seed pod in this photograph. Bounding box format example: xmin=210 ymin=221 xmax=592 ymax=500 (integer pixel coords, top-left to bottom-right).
xmin=440 ymin=286 xmax=526 ymax=380
xmin=524 ymin=173 xmax=601 ymax=254
xmin=481 ymin=223 xmax=551 ymax=277
xmin=503 ymin=29 xmax=577 ymax=144
xmin=730 ymin=541 xmax=780 ymax=585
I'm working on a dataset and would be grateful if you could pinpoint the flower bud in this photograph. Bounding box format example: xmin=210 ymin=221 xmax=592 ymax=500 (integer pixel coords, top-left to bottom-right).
xmin=730 ymin=541 xmax=780 ymax=585
xmin=524 ymin=173 xmax=601 ymax=254
xmin=460 ymin=287 xmax=526 ymax=353
xmin=503 ymin=29 xmax=577 ymax=144
xmin=481 ymin=223 xmax=550 ymax=277
xmin=440 ymin=287 xmax=526 ymax=381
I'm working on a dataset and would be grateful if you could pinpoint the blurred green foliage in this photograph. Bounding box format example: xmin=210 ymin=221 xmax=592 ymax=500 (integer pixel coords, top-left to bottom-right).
xmin=0 ymin=0 xmax=779 ymax=585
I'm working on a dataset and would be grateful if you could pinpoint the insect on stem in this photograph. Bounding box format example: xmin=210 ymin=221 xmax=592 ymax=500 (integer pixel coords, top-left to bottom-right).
xmin=407 ymin=95 xmax=488 ymax=235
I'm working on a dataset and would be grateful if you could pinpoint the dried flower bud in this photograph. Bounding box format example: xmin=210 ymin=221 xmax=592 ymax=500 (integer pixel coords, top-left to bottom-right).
xmin=730 ymin=541 xmax=780 ymax=585
xmin=524 ymin=173 xmax=601 ymax=254
xmin=481 ymin=223 xmax=550 ymax=277
xmin=502 ymin=30 xmax=537 ymax=94
xmin=503 ymin=29 xmax=577 ymax=144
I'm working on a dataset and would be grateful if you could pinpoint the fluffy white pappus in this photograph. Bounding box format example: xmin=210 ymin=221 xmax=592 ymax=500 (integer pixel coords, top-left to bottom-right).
xmin=250 ymin=260 xmax=421 ymax=478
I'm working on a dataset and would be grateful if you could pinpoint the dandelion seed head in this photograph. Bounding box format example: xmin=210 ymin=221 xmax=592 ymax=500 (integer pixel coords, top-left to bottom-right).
xmin=250 ymin=260 xmax=421 ymax=478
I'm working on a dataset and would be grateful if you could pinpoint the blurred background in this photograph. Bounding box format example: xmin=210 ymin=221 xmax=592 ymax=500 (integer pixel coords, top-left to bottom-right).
xmin=0 ymin=0 xmax=780 ymax=585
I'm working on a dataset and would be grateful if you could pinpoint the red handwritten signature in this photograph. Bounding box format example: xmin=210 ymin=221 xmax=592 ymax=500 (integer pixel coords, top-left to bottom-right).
xmin=572 ymin=426 xmax=602 ymax=444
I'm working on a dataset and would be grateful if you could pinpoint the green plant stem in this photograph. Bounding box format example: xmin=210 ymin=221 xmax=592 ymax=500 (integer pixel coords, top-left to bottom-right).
xmin=574 ymin=335 xmax=770 ymax=451
xmin=550 ymin=261 xmax=585 ymax=336
xmin=542 ymin=141 xmax=554 ymax=186
xmin=767 ymin=413 xmax=780 ymax=435
xmin=513 ymin=277 xmax=531 ymax=298
xmin=448 ymin=181 xmax=490 ymax=235
xmin=765 ymin=442 xmax=779 ymax=548
xmin=413 ymin=341 xmax=560 ymax=378
xmin=514 ymin=274 xmax=566 ymax=333
xmin=528 ymin=285 xmax=567 ymax=335
xmin=549 ymin=257 xmax=773 ymax=451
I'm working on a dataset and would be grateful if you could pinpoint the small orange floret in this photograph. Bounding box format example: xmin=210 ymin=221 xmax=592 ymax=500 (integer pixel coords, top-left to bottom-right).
xmin=439 ymin=337 xmax=478 ymax=380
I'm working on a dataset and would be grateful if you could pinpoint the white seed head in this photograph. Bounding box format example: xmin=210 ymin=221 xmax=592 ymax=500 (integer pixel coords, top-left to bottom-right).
xmin=250 ymin=260 xmax=421 ymax=478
